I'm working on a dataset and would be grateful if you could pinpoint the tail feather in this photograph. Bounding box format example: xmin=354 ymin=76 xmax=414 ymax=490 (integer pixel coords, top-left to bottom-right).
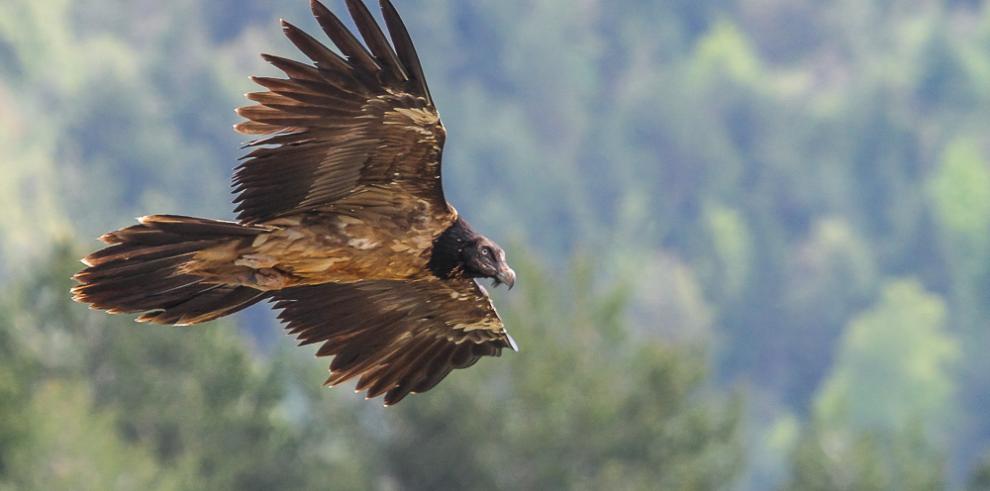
xmin=135 ymin=285 xmax=266 ymax=325
xmin=73 ymin=215 xmax=271 ymax=326
xmin=82 ymin=241 xmax=211 ymax=267
xmin=129 ymin=214 xmax=269 ymax=238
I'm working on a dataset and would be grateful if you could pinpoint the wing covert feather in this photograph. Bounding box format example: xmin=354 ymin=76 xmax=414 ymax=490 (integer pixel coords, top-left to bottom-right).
xmin=233 ymin=0 xmax=448 ymax=224
xmin=273 ymin=278 xmax=516 ymax=405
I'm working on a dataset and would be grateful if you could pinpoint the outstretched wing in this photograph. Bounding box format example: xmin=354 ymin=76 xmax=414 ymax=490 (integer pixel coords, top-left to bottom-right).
xmin=233 ymin=0 xmax=449 ymax=224
xmin=273 ymin=278 xmax=518 ymax=406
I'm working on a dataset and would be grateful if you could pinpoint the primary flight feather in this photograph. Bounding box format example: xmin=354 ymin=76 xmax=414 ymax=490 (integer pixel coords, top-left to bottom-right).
xmin=72 ymin=0 xmax=517 ymax=406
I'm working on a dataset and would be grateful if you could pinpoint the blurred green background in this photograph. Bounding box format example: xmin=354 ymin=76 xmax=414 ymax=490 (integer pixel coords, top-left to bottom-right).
xmin=1 ymin=0 xmax=989 ymax=489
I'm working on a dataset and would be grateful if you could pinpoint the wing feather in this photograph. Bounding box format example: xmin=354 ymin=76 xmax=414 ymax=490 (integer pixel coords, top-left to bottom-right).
xmin=280 ymin=19 xmax=356 ymax=78
xmin=273 ymin=278 xmax=516 ymax=405
xmin=345 ymin=0 xmax=409 ymax=83
xmin=311 ymin=0 xmax=382 ymax=77
xmin=234 ymin=0 xmax=448 ymax=224
xmin=261 ymin=53 xmax=326 ymax=82
xmin=380 ymin=0 xmax=432 ymax=104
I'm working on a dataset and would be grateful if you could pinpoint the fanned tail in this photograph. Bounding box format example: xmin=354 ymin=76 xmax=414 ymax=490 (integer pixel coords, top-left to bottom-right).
xmin=72 ymin=215 xmax=270 ymax=326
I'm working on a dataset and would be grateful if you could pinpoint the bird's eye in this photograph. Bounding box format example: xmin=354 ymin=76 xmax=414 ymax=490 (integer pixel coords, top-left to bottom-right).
xmin=481 ymin=247 xmax=491 ymax=257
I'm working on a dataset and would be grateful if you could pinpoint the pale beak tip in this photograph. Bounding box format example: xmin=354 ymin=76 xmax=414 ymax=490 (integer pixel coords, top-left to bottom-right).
xmin=499 ymin=268 xmax=516 ymax=290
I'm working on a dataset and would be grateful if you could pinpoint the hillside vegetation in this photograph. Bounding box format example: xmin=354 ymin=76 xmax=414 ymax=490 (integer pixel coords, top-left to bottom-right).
xmin=1 ymin=0 xmax=989 ymax=489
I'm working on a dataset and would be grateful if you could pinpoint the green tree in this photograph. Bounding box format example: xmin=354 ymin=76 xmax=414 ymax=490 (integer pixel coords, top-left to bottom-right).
xmin=1 ymin=244 xmax=379 ymax=490
xmin=0 ymin=246 xmax=744 ymax=490
xmin=815 ymin=280 xmax=957 ymax=435
xmin=373 ymin=257 xmax=742 ymax=490
xmin=1 ymin=382 xmax=178 ymax=491
xmin=968 ymin=452 xmax=990 ymax=491
xmin=928 ymin=136 xmax=990 ymax=288
xmin=783 ymin=279 xmax=956 ymax=491
xmin=5 ymin=0 xmax=990 ymax=488
xmin=784 ymin=424 xmax=945 ymax=491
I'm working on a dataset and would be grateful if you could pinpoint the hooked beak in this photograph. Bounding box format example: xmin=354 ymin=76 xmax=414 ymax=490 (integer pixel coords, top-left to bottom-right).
xmin=493 ymin=267 xmax=516 ymax=290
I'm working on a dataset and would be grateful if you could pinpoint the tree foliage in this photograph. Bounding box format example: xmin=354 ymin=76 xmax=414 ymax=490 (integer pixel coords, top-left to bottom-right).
xmin=0 ymin=246 xmax=741 ymax=490
xmin=2 ymin=0 xmax=989 ymax=488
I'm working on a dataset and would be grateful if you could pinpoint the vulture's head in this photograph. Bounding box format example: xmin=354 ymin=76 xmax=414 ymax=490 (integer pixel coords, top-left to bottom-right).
xmin=461 ymin=236 xmax=515 ymax=289
xmin=429 ymin=218 xmax=516 ymax=289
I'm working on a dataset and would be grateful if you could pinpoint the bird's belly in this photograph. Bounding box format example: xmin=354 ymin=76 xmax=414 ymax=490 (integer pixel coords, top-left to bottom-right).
xmin=277 ymin=245 xmax=428 ymax=283
xmin=246 ymin=219 xmax=434 ymax=285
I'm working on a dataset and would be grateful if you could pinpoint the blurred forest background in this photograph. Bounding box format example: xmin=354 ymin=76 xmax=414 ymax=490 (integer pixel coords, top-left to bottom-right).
xmin=1 ymin=0 xmax=989 ymax=489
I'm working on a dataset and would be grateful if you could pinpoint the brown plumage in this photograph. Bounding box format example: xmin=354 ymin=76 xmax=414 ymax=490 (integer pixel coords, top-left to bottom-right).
xmin=72 ymin=0 xmax=517 ymax=405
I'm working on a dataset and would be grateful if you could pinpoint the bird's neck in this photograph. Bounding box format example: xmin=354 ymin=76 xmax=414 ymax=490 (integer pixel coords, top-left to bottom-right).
xmin=428 ymin=217 xmax=476 ymax=279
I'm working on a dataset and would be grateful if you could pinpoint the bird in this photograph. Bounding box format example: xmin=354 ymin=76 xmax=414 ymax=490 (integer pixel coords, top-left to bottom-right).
xmin=71 ymin=0 xmax=518 ymax=406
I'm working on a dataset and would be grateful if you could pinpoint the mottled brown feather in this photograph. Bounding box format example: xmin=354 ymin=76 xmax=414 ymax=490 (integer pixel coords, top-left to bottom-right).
xmin=274 ymin=278 xmax=516 ymax=405
xmin=234 ymin=0 xmax=449 ymax=225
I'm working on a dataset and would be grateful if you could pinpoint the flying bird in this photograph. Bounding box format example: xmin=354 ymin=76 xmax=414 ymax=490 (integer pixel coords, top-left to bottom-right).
xmin=71 ymin=0 xmax=517 ymax=406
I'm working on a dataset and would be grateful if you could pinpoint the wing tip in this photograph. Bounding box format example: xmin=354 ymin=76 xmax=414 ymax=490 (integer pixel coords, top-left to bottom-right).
xmin=311 ymin=0 xmax=331 ymax=18
xmin=505 ymin=332 xmax=519 ymax=352
xmin=280 ymin=18 xmax=299 ymax=35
